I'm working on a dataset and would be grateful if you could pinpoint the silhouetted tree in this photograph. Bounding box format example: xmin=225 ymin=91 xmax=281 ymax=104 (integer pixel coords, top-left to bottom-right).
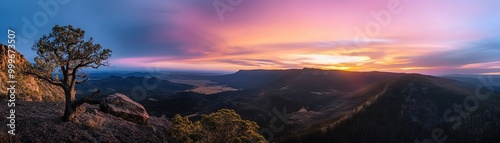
xmin=26 ymin=25 xmax=111 ymax=121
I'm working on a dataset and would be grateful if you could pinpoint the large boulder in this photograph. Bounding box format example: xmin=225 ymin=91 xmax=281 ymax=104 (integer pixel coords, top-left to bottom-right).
xmin=100 ymin=93 xmax=149 ymax=125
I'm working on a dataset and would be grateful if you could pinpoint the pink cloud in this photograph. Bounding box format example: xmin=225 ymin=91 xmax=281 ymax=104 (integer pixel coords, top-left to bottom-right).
xmin=110 ymin=0 xmax=500 ymax=74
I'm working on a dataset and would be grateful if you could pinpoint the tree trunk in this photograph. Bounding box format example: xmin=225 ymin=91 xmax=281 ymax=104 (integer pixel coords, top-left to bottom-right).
xmin=62 ymin=89 xmax=101 ymax=121
xmin=62 ymin=89 xmax=73 ymax=121
xmin=70 ymin=86 xmax=76 ymax=101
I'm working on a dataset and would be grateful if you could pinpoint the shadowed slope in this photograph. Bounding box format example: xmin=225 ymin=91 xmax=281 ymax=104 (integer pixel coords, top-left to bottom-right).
xmin=279 ymin=74 xmax=500 ymax=142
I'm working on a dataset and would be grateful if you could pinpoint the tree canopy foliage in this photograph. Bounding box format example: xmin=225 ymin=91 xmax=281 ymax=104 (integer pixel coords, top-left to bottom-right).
xmin=27 ymin=25 xmax=111 ymax=121
xmin=166 ymin=109 xmax=267 ymax=143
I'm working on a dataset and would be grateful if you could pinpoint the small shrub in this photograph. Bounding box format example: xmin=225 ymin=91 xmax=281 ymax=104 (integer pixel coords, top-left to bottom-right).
xmin=84 ymin=116 xmax=105 ymax=129
xmin=166 ymin=109 xmax=267 ymax=143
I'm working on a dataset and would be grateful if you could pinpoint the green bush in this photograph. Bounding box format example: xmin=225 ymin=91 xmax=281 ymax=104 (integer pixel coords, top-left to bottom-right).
xmin=166 ymin=109 xmax=267 ymax=143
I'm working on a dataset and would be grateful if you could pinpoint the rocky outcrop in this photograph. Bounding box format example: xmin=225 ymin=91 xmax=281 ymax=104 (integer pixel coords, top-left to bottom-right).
xmin=0 ymin=44 xmax=64 ymax=101
xmin=0 ymin=100 xmax=169 ymax=142
xmin=100 ymin=93 xmax=150 ymax=125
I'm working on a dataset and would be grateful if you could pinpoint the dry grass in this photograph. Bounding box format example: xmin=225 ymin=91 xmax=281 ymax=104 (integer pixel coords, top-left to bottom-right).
xmin=0 ymin=100 xmax=170 ymax=142
xmin=190 ymin=86 xmax=239 ymax=94
xmin=170 ymin=79 xmax=239 ymax=94
xmin=0 ymin=131 xmax=20 ymax=143
xmin=84 ymin=116 xmax=105 ymax=129
xmin=71 ymin=107 xmax=106 ymax=130
xmin=77 ymin=116 xmax=106 ymax=129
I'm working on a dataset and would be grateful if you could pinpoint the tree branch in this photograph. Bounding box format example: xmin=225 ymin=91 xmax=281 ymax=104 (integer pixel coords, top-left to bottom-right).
xmin=77 ymin=72 xmax=88 ymax=78
xmin=71 ymin=89 xmax=101 ymax=109
xmin=24 ymin=71 xmax=64 ymax=87
xmin=54 ymin=48 xmax=63 ymax=62
xmin=75 ymin=61 xmax=93 ymax=70
xmin=75 ymin=78 xmax=89 ymax=84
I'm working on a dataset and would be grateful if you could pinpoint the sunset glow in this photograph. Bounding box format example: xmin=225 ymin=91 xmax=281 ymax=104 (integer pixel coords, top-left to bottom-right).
xmin=2 ymin=0 xmax=500 ymax=75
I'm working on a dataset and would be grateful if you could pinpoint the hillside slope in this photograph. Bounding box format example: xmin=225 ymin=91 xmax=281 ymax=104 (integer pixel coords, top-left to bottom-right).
xmin=0 ymin=44 xmax=63 ymax=101
xmin=279 ymin=74 xmax=500 ymax=142
xmin=143 ymin=69 xmax=407 ymax=134
xmin=0 ymin=100 xmax=169 ymax=142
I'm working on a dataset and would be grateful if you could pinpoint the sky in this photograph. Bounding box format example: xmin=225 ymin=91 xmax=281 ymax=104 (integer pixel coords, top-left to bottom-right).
xmin=1 ymin=0 xmax=500 ymax=75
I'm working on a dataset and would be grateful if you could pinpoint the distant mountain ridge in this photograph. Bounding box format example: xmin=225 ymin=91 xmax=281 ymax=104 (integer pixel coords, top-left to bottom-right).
xmin=206 ymin=68 xmax=406 ymax=92
xmin=76 ymin=76 xmax=195 ymax=99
